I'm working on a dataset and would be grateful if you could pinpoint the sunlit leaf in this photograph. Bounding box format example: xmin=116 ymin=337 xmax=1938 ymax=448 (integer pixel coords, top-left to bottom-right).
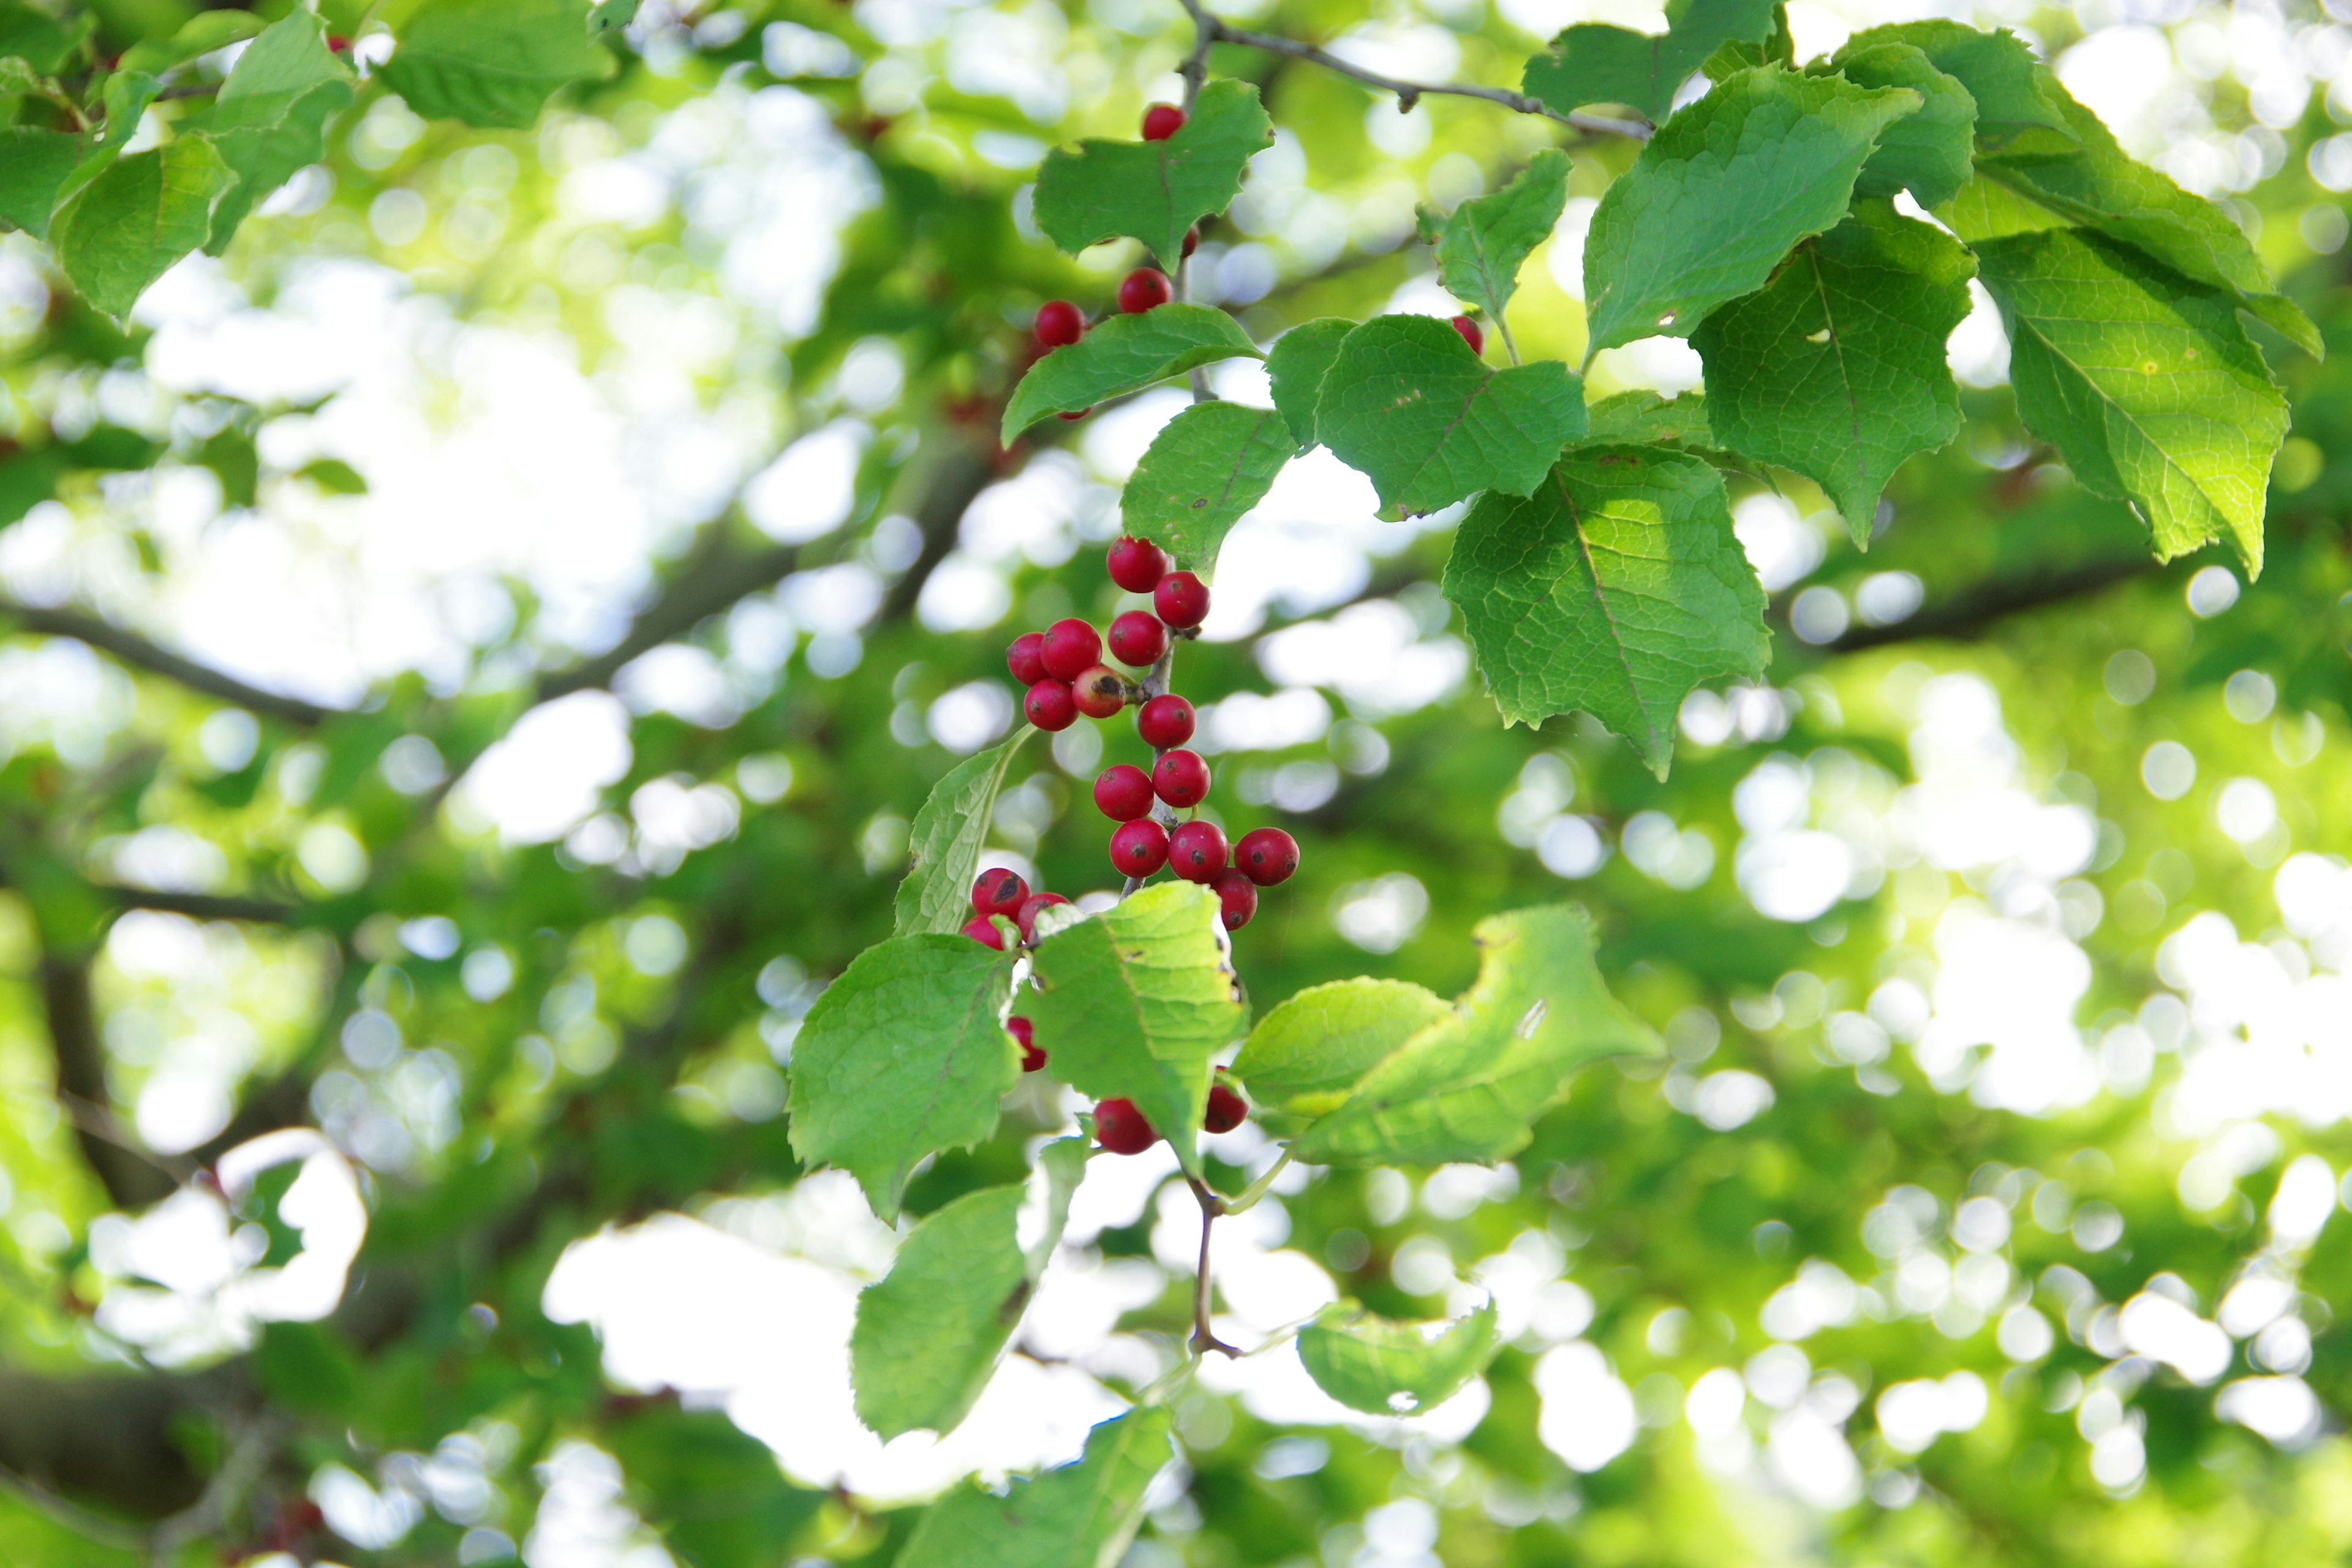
xmin=1120 ymin=401 xmax=1290 ymax=579
xmin=897 ymin=1408 xmax=1173 ymax=1568
xmin=1298 ymin=1300 xmax=1501 ymax=1415
xmin=1032 ymin=78 xmax=1273 ymax=267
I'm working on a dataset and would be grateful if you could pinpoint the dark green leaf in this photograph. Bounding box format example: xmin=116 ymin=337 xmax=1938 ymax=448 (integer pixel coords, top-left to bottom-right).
xmin=1819 ymin=42 xmax=1975 ymax=208
xmin=1522 ymin=0 xmax=1779 ymax=121
xmin=1265 ymin=317 xmax=1353 ymax=450
xmin=119 ymin=11 xmax=266 ymax=77
xmin=52 ymin=138 xmax=235 ymax=319
xmin=0 ymin=0 xmax=85 ymax=74
xmin=1419 ymin=148 xmax=1570 ymax=325
xmin=609 ymin=1405 xmax=824 ymax=1568
xmin=896 ymin=1407 xmax=1173 ymax=1568
xmin=895 ymin=730 xmax=1033 ymax=937
xmin=1837 ymin=21 xmax=2071 ymax=149
xmin=0 ymin=127 xmax=85 ymax=238
xmin=1298 ymin=1300 xmax=1501 ymax=1415
xmin=383 ymin=0 xmax=615 ymax=129
xmin=1230 ymin=978 xmax=1450 ymax=1117
xmin=198 ymin=428 xmax=260 ymax=510
xmin=1001 ymin=305 xmax=1260 ymax=440
xmin=1031 ymin=78 xmax=1272 ymax=266
xmin=1120 ymin=401 xmax=1290 ymax=579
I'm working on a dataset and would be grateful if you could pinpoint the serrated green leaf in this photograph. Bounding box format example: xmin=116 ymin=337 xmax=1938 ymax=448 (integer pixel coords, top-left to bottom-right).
xmin=0 ymin=126 xmax=85 ymax=237
xmin=1291 ymin=904 xmax=1660 ymax=1167
xmin=1976 ymin=227 xmax=2286 ymax=576
xmin=186 ymin=12 xmax=355 ymax=253
xmin=787 ymin=934 xmax=1019 ymax=1223
xmin=1838 ymin=21 xmax=2069 ymax=149
xmin=1581 ymin=66 xmax=1918 ymax=361
xmin=1120 ymin=401 xmax=1289 ymax=579
xmin=895 ymin=729 xmax=1032 ymax=937
xmin=897 ymin=1408 xmax=1173 ymax=1568
xmin=1017 ymin=881 xmax=1246 ymax=1177
xmin=52 ymin=137 xmax=234 ymax=319
xmin=1441 ymin=447 xmax=1767 ymax=772
xmin=1693 ymin=203 xmax=1973 ymax=543
xmin=1819 ymin=42 xmax=1975 ymax=208
xmin=1700 ymin=1 xmax=1790 ymax=78
xmin=119 ymin=10 xmax=266 ymax=77
xmin=1316 ymin=315 xmax=1586 ymax=518
xmin=1581 ymin=390 xmax=1717 ymax=451
xmin=1002 ymin=305 xmax=1260 ymax=441
xmin=1422 ymin=149 xmax=1570 ymax=325
xmin=1297 ymin=1300 xmax=1501 ymax=1415
xmin=1522 ymin=0 xmax=1779 ymax=121
xmin=1230 ymin=978 xmax=1450 ymax=1117
xmin=1031 ymin=78 xmax=1272 ymax=266
xmin=1265 ymin=317 xmax=1352 ymax=450
xmin=383 ymin=0 xmax=614 ymax=129
xmin=49 ymin=70 xmax=162 ymax=215
xmin=1937 ymin=173 xmax=2067 ymax=244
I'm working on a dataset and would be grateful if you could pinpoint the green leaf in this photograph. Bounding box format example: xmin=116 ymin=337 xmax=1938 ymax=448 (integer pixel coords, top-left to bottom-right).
xmin=1017 ymin=881 xmax=1246 ymax=1177
xmin=0 ymin=127 xmax=85 ymax=238
xmin=1700 ymin=1 xmax=1791 ymax=78
xmin=1937 ymin=172 xmax=2068 ymax=244
xmin=298 ymin=458 xmax=369 ymax=495
xmin=0 ymin=1 xmax=86 ymax=74
xmin=1817 ymin=42 xmax=1975 ymax=208
xmin=183 ymin=11 xmax=355 ymax=254
xmin=1581 ymin=390 xmax=1717 ymax=451
xmin=608 ymin=1405 xmax=823 ymax=1568
xmin=1297 ymin=1301 xmax=1502 ymax=1415
xmin=119 ymin=10 xmax=266 ymax=77
xmin=383 ymin=0 xmax=615 ymax=129
xmin=1581 ymin=66 xmax=1920 ymax=361
xmin=1291 ymin=904 xmax=1660 ymax=1167
xmin=1229 ymin=978 xmax=1450 ymax=1117
xmin=52 ymin=138 xmax=235 ymax=319
xmin=589 ymin=0 xmax=641 ymax=36
xmin=1975 ymin=227 xmax=2286 ymax=576
xmin=1419 ymin=148 xmax=1570 ymax=324
xmin=48 ymin=71 xmax=162 ymax=216
xmin=1315 ymin=315 xmax=1586 ymax=518
xmin=198 ymin=427 xmax=260 ymax=509
xmin=786 ymin=934 xmax=1019 ymax=1223
xmin=1441 ymin=447 xmax=1767 ymax=774
xmin=1001 ymin=305 xmax=1260 ymax=442
xmin=896 ymin=1408 xmax=1173 ymax=1568
xmin=1522 ymin=0 xmax=1779 ymax=121
xmin=1031 ymin=78 xmax=1272 ymax=267
xmin=1836 ymin=21 xmax=2071 ymax=150
xmin=1120 ymin=401 xmax=1290 ymax=579
xmin=1265 ymin=317 xmax=1353 ymax=450
xmin=895 ymin=729 xmax=1033 ymax=938
xmin=1692 ymin=203 xmax=1974 ymax=544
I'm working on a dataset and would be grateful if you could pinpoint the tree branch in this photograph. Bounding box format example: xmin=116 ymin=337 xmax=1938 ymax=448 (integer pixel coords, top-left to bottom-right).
xmin=1811 ymin=554 xmax=2160 ymax=656
xmin=0 ymin=597 xmax=341 ymax=728
xmin=1187 ymin=1177 xmax=1239 ymax=1357
xmin=876 ymin=443 xmax=1001 ymax=626
xmin=535 ymin=538 xmax=804 ymax=704
xmin=102 ymin=886 xmax=302 ymax=925
xmin=37 ymin=954 xmax=178 ymax=1210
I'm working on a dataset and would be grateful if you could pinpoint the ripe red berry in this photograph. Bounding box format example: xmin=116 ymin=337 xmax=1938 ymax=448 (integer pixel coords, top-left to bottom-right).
xmin=1071 ymin=664 xmax=1129 ymax=718
xmin=1204 ymin=1080 xmax=1249 ymax=1132
xmin=1182 ymin=226 xmax=1199 ymax=259
xmin=1452 ymin=314 xmax=1484 ymax=354
xmin=1136 ymin=694 xmax=1196 ymax=749
xmin=1041 ymin=617 xmax=1102 ymax=681
xmin=1096 ymin=1096 xmax=1158 ymax=1153
xmin=1155 ymin=570 xmax=1210 ymax=630
xmin=1036 ymin=300 xmax=1085 ymax=349
xmin=1058 ymin=408 xmax=1091 ymax=422
xmin=1169 ymin=820 xmax=1228 ymax=883
xmin=1107 ymin=536 xmax=1170 ymax=594
xmin=963 ymin=915 xmax=1008 ymax=949
xmin=1142 ymin=104 xmax=1187 ymax=141
xmin=1109 ymin=818 xmax=1170 ymax=877
xmin=1234 ymin=827 xmax=1300 ymax=886
xmin=972 ymin=867 xmax=1029 ymax=917
xmin=1026 ymin=679 xmax=1077 ymax=731
xmin=1118 ymin=268 xmax=1172 ymax=314
xmin=1009 ymin=1016 xmax=1046 ymax=1072
xmin=1095 ymin=764 xmax=1155 ymax=821
xmin=1007 ymin=630 xmax=1047 ymax=685
xmin=1016 ymin=892 xmax=1071 ymax=943
xmin=327 ymin=33 xmax=352 ymax=51
xmin=1212 ymin=870 xmax=1258 ymax=930
xmin=1153 ymin=748 xmax=1211 ymax=808
xmin=1107 ymin=610 xmax=1167 ymax=668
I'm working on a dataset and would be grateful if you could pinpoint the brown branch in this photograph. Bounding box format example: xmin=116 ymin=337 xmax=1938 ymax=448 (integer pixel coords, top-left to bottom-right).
xmin=1811 ymin=554 xmax=2160 ymax=656
xmin=535 ymin=538 xmax=803 ymax=704
xmin=102 ymin=886 xmax=301 ymax=925
xmin=37 ymin=954 xmax=177 ymax=1209
xmin=1187 ymin=1177 xmax=1240 ymax=1358
xmin=0 ymin=596 xmax=341 ymax=727
xmin=876 ymin=442 xmax=1001 ymax=626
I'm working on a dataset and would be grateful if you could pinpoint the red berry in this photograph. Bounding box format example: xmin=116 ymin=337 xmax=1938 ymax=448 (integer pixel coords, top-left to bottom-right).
xmin=1008 ymin=630 xmax=1048 ymax=685
xmin=1153 ymin=748 xmax=1210 ymax=809
xmin=963 ymin=915 xmax=1008 ymax=949
xmin=1107 ymin=610 xmax=1168 ymax=668
xmin=1107 ymin=536 xmax=1170 ymax=594
xmin=1136 ymin=694 xmax=1196 ymax=749
xmin=1109 ymin=818 xmax=1171 ymax=877
xmin=1071 ymin=664 xmax=1129 ymax=718
xmin=1016 ymin=892 xmax=1071 ymax=943
xmin=1096 ymin=1096 xmax=1158 ymax=1153
xmin=1142 ymin=104 xmax=1188 ymax=141
xmin=1182 ymin=227 xmax=1199 ymax=259
xmin=1234 ymin=827 xmax=1300 ymax=887
xmin=1009 ymin=1016 xmax=1046 ymax=1072
xmin=973 ymin=867 xmax=1029 ymax=917
xmin=1155 ymin=570 xmax=1210 ymax=630
xmin=1026 ymin=679 xmax=1077 ymax=731
xmin=1118 ymin=268 xmax=1172 ymax=314
xmin=327 ymin=33 xmax=352 ymax=51
xmin=1204 ymin=1080 xmax=1249 ymax=1132
xmin=1036 ymin=300 xmax=1085 ymax=349
xmin=1452 ymin=315 xmax=1484 ymax=354
xmin=1095 ymin=764 xmax=1155 ymax=821
xmin=1041 ymin=618 xmax=1102 ymax=682
xmin=1058 ymin=408 xmax=1091 ymax=422
xmin=1169 ymin=820 xmax=1228 ymax=883
xmin=1212 ymin=870 xmax=1258 ymax=930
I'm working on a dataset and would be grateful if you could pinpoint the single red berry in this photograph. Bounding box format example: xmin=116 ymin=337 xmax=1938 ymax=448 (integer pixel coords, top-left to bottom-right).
xmin=1169 ymin=820 xmax=1229 ymax=882
xmin=1036 ymin=300 xmax=1085 ymax=349
xmin=1095 ymin=764 xmax=1156 ymax=821
xmin=1096 ymin=1096 xmax=1158 ymax=1153
xmin=1009 ymin=1016 xmax=1046 ymax=1072
xmin=963 ymin=915 xmax=1008 ymax=949
xmin=1212 ymin=870 xmax=1258 ymax=930
xmin=1109 ymin=818 xmax=1171 ymax=877
xmin=1204 ymin=1080 xmax=1250 ymax=1132
xmin=1452 ymin=314 xmax=1484 ymax=355
xmin=973 ymin=867 xmax=1030 ymax=917
xmin=1107 ymin=609 xmax=1168 ymax=668
xmin=1136 ymin=694 xmax=1196 ymax=749
xmin=1153 ymin=748 xmax=1211 ymax=809
xmin=1234 ymin=827 xmax=1300 ymax=887
xmin=1058 ymin=408 xmax=1091 ymax=421
xmin=1041 ymin=617 xmax=1102 ymax=681
xmin=1118 ymin=268 xmax=1173 ymax=314
xmin=1026 ymin=679 xmax=1077 ymax=731
xmin=1155 ymin=570 xmax=1210 ymax=630
xmin=1008 ymin=630 xmax=1048 ymax=685
xmin=1142 ymin=103 xmax=1188 ymax=141
xmin=1107 ymin=536 xmax=1170 ymax=594
xmin=1182 ymin=226 xmax=1199 ymax=259
xmin=1071 ymin=664 xmax=1130 ymax=718
xmin=327 ymin=33 xmax=352 ymax=51
xmin=1016 ymin=891 xmax=1072 ymax=943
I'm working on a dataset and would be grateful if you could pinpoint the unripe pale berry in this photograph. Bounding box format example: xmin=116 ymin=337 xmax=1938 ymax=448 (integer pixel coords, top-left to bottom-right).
xmin=1136 ymin=694 xmax=1195 ymax=748
xmin=1007 ymin=630 xmax=1048 ymax=685
xmin=1118 ymin=268 xmax=1172 ymax=314
xmin=1153 ymin=748 xmax=1210 ymax=808
xmin=1107 ymin=536 xmax=1170 ymax=594
xmin=1451 ymin=314 xmax=1484 ymax=355
xmin=1095 ymin=764 xmax=1155 ymax=821
xmin=1036 ymin=300 xmax=1085 ymax=349
xmin=1107 ymin=610 xmax=1167 ymax=668
xmin=1168 ymin=820 xmax=1228 ymax=882
xmin=1041 ymin=618 xmax=1102 ymax=681
xmin=1155 ymin=570 xmax=1210 ymax=630
xmin=972 ymin=867 xmax=1029 ymax=917
xmin=1009 ymin=1015 xmax=1046 ymax=1072
xmin=1096 ymin=1096 xmax=1158 ymax=1154
xmin=1234 ymin=827 xmax=1300 ymax=886
xmin=1211 ymin=869 xmax=1257 ymax=930
xmin=1109 ymin=818 xmax=1170 ymax=877
xmin=1016 ymin=891 xmax=1071 ymax=943
xmin=1204 ymin=1080 xmax=1249 ymax=1133
xmin=1025 ymin=679 xmax=1077 ymax=731
xmin=963 ymin=915 xmax=1008 ymax=949
xmin=1071 ymin=665 xmax=1129 ymax=718
xmin=1142 ymin=103 xmax=1187 ymax=141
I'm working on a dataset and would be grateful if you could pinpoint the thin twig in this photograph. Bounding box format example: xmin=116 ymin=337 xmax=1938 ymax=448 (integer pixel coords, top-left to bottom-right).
xmin=1187 ymin=1177 xmax=1240 ymax=1357
xmin=147 ymin=1417 xmax=278 ymax=1567
xmin=0 ymin=595 xmax=341 ymax=727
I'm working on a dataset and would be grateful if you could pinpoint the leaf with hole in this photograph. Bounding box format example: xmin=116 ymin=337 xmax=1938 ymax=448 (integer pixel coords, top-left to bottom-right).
xmin=1298 ymin=1300 xmax=1501 ymax=1415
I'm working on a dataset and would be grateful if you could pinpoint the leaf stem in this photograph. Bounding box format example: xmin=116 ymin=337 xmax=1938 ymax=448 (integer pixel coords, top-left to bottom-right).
xmin=1186 ymin=1176 xmax=1240 ymax=1357
xmin=1219 ymin=1146 xmax=1292 ymax=1214
xmin=1494 ymin=314 xmax=1523 ymax=366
